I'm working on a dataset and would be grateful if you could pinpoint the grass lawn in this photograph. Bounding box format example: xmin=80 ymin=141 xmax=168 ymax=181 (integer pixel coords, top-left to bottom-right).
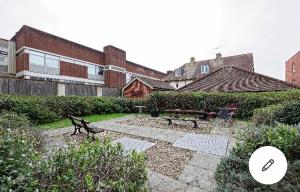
xmin=38 ymin=113 xmax=129 ymax=130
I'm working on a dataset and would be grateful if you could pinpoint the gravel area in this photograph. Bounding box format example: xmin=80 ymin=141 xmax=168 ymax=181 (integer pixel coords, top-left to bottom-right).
xmin=145 ymin=141 xmax=194 ymax=178
xmin=117 ymin=115 xmax=212 ymax=134
xmin=45 ymin=129 xmax=194 ymax=179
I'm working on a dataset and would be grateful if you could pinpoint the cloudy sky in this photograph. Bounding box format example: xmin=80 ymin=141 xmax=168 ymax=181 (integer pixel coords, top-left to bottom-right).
xmin=0 ymin=0 xmax=299 ymax=80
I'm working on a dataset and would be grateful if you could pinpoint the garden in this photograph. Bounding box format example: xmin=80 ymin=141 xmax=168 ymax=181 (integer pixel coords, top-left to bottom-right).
xmin=0 ymin=89 xmax=300 ymax=191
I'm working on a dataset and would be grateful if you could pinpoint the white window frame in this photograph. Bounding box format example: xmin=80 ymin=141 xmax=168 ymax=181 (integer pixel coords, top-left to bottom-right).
xmin=174 ymin=69 xmax=181 ymax=77
xmin=200 ymin=64 xmax=209 ymax=74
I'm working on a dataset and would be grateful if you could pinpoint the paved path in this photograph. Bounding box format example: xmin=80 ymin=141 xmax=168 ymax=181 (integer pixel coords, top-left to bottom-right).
xmin=42 ymin=115 xmax=235 ymax=192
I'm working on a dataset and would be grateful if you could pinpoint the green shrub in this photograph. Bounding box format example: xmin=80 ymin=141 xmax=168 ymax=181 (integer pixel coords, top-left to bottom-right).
xmin=0 ymin=95 xmax=146 ymax=124
xmin=36 ymin=139 xmax=148 ymax=191
xmin=215 ymin=124 xmax=300 ymax=191
xmin=150 ymin=89 xmax=300 ymax=119
xmin=0 ymin=112 xmax=41 ymax=191
xmin=253 ymin=101 xmax=300 ymax=126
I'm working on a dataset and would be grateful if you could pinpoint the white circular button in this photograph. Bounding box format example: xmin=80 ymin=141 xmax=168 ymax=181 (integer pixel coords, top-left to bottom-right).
xmin=249 ymin=146 xmax=287 ymax=185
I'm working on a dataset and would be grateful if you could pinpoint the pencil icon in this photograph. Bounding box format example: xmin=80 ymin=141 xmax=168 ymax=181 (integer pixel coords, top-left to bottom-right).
xmin=262 ymin=159 xmax=274 ymax=172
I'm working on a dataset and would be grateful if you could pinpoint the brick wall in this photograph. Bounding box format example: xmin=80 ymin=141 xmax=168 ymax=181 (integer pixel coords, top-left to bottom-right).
xmin=286 ymin=51 xmax=300 ymax=86
xmin=126 ymin=61 xmax=166 ymax=79
xmin=105 ymin=70 xmax=126 ymax=88
xmin=13 ymin=26 xmax=104 ymax=65
xmin=60 ymin=61 xmax=87 ymax=78
xmin=16 ymin=53 xmax=29 ymax=73
xmin=104 ymin=45 xmax=126 ymax=68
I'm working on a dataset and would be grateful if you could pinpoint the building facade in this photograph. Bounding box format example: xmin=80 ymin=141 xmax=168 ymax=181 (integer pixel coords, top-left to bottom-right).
xmin=1 ymin=25 xmax=166 ymax=88
xmin=286 ymin=51 xmax=300 ymax=86
xmin=163 ymin=53 xmax=254 ymax=89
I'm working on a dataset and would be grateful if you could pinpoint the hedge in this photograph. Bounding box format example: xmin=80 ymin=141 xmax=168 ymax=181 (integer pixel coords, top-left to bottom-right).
xmin=150 ymin=89 xmax=300 ymax=119
xmin=252 ymin=101 xmax=300 ymax=125
xmin=0 ymin=95 xmax=147 ymax=124
xmin=215 ymin=124 xmax=300 ymax=191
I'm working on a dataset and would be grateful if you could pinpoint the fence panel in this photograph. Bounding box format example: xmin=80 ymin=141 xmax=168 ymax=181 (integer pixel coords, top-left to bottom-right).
xmin=65 ymin=84 xmax=97 ymax=96
xmin=102 ymin=87 xmax=121 ymax=97
xmin=0 ymin=79 xmax=57 ymax=96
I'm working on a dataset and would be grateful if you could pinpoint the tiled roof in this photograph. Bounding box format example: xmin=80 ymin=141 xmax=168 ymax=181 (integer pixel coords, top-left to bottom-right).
xmin=163 ymin=53 xmax=254 ymax=81
xmin=130 ymin=76 xmax=175 ymax=90
xmin=179 ymin=66 xmax=298 ymax=92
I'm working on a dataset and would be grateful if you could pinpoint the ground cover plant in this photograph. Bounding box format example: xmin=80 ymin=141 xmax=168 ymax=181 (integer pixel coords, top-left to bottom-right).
xmin=215 ymin=123 xmax=300 ymax=191
xmin=0 ymin=111 xmax=149 ymax=191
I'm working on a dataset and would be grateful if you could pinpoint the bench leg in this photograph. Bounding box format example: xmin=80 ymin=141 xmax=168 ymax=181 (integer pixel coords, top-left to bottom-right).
xmin=71 ymin=126 xmax=77 ymax=135
xmin=168 ymin=119 xmax=172 ymax=125
xmin=78 ymin=128 xmax=82 ymax=133
xmin=193 ymin=121 xmax=198 ymax=128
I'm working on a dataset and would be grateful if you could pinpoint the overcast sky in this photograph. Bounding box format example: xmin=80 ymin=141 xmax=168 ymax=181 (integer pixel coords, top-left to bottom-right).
xmin=0 ymin=0 xmax=299 ymax=80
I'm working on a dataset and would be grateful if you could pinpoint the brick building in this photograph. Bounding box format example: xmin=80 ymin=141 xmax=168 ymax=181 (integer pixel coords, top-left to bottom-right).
xmin=1 ymin=25 xmax=166 ymax=88
xmin=286 ymin=51 xmax=300 ymax=86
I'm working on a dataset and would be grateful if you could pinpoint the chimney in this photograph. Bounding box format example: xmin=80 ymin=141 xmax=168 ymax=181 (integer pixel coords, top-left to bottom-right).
xmin=216 ymin=53 xmax=222 ymax=61
xmin=190 ymin=57 xmax=196 ymax=64
xmin=166 ymin=70 xmax=173 ymax=75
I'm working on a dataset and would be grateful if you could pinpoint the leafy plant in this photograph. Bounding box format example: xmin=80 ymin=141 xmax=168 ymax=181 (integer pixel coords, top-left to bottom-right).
xmin=36 ymin=139 xmax=148 ymax=192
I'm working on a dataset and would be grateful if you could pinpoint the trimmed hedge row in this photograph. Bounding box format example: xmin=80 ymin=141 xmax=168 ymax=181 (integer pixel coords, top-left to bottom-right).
xmin=252 ymin=101 xmax=300 ymax=125
xmin=150 ymin=90 xmax=300 ymax=119
xmin=0 ymin=95 xmax=147 ymax=124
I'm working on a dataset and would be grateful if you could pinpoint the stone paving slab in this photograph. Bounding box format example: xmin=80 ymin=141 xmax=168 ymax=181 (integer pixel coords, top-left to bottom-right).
xmin=148 ymin=171 xmax=206 ymax=192
xmin=173 ymin=133 xmax=229 ymax=157
xmin=178 ymin=164 xmax=216 ymax=191
xmin=112 ymin=137 xmax=156 ymax=153
xmin=188 ymin=153 xmax=221 ymax=171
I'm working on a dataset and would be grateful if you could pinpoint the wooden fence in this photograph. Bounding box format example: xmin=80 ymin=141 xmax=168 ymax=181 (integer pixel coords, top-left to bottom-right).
xmin=0 ymin=78 xmax=121 ymax=97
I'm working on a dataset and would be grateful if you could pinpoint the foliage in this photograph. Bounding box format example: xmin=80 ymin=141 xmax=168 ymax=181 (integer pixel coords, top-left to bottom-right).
xmin=215 ymin=124 xmax=300 ymax=191
xmin=0 ymin=112 xmax=149 ymax=191
xmin=253 ymin=101 xmax=300 ymax=126
xmin=0 ymin=112 xmax=41 ymax=191
xmin=0 ymin=95 xmax=146 ymax=124
xmin=36 ymin=139 xmax=148 ymax=192
xmin=150 ymin=89 xmax=300 ymax=119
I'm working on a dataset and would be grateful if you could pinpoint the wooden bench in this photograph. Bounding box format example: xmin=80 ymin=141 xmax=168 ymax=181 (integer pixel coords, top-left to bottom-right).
xmin=68 ymin=115 xmax=104 ymax=139
xmin=162 ymin=117 xmax=207 ymax=128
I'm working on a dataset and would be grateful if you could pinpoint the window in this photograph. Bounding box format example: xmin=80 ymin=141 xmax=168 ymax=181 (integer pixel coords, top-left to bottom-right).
xmin=0 ymin=55 xmax=8 ymax=72
xmin=96 ymin=66 xmax=104 ymax=76
xmin=29 ymin=51 xmax=45 ymax=73
xmin=29 ymin=51 xmax=61 ymax=75
xmin=292 ymin=63 xmax=296 ymax=73
xmin=87 ymin=64 xmax=96 ymax=79
xmin=126 ymin=73 xmax=132 ymax=83
xmin=174 ymin=69 xmax=182 ymax=77
xmin=45 ymin=54 xmax=59 ymax=75
xmin=200 ymin=64 xmax=209 ymax=74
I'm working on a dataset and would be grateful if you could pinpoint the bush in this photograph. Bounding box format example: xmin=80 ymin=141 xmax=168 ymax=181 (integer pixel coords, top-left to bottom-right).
xmin=0 ymin=95 xmax=146 ymax=124
xmin=150 ymin=89 xmax=300 ymax=119
xmin=215 ymin=124 xmax=300 ymax=191
xmin=253 ymin=101 xmax=300 ymax=126
xmin=0 ymin=112 xmax=149 ymax=191
xmin=36 ymin=139 xmax=148 ymax=191
xmin=0 ymin=112 xmax=41 ymax=191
